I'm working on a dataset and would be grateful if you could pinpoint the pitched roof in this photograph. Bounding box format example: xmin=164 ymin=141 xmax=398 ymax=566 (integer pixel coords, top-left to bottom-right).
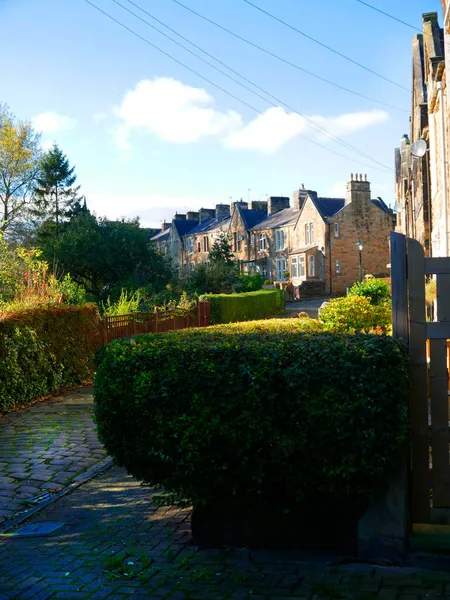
xmin=252 ymin=207 xmax=299 ymax=231
xmin=371 ymin=197 xmax=392 ymax=215
xmin=151 ymin=228 xmax=171 ymax=242
xmin=184 ymin=216 xmax=231 ymax=237
xmin=310 ymin=197 xmax=345 ymax=219
xmin=240 ymin=208 xmax=268 ymax=229
xmin=172 ymin=219 xmax=199 ymax=237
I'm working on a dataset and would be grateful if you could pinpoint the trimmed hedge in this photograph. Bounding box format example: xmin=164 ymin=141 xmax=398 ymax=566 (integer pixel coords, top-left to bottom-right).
xmin=94 ymin=319 xmax=409 ymax=511
xmin=199 ymin=289 xmax=285 ymax=324
xmin=0 ymin=304 xmax=100 ymax=411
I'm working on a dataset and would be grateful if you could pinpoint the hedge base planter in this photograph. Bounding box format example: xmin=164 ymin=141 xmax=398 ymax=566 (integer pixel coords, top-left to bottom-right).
xmin=192 ymin=499 xmax=366 ymax=553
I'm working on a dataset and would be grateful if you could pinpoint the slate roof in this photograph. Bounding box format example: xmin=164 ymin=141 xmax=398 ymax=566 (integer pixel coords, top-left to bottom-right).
xmin=289 ymin=244 xmax=318 ymax=255
xmin=151 ymin=228 xmax=170 ymax=242
xmin=172 ymin=219 xmax=199 ymax=237
xmin=183 ymin=216 xmax=231 ymax=237
xmin=311 ymin=197 xmax=345 ymax=220
xmin=371 ymin=197 xmax=392 ymax=215
xmin=240 ymin=208 xmax=268 ymax=229
xmin=252 ymin=207 xmax=299 ymax=231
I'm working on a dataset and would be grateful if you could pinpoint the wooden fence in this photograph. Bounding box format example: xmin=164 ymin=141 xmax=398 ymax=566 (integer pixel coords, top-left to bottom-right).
xmin=391 ymin=232 xmax=450 ymax=524
xmin=99 ymin=300 xmax=210 ymax=347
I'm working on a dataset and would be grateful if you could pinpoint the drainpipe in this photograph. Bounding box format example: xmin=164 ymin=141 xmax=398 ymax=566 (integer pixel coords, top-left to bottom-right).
xmin=437 ymin=81 xmax=449 ymax=256
xmin=326 ymin=220 xmax=333 ymax=296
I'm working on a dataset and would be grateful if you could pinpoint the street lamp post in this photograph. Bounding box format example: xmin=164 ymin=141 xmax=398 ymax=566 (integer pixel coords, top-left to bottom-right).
xmin=355 ymin=241 xmax=363 ymax=283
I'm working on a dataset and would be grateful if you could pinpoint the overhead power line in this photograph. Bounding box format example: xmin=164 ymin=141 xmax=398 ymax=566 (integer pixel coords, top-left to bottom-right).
xmin=355 ymin=0 xmax=445 ymax=49
xmin=243 ymin=0 xmax=411 ymax=93
xmin=116 ymin=0 xmax=393 ymax=170
xmin=84 ymin=0 xmax=392 ymax=173
xmin=169 ymin=0 xmax=407 ymax=113
xmin=355 ymin=0 xmax=421 ymax=32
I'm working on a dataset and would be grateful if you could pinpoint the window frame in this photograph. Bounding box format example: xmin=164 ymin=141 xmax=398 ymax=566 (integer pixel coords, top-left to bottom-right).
xmin=308 ymin=254 xmax=315 ymax=277
xmin=299 ymin=255 xmax=305 ymax=278
xmin=259 ymin=233 xmax=266 ymax=251
xmin=336 ymin=259 xmax=341 ymax=274
xmin=334 ymin=222 xmax=340 ymax=238
xmin=291 ymin=256 xmax=298 ymax=278
xmin=188 ymin=238 xmax=194 ymax=254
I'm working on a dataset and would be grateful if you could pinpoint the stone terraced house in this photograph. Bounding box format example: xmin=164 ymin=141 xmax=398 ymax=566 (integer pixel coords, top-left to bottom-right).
xmin=151 ymin=175 xmax=393 ymax=297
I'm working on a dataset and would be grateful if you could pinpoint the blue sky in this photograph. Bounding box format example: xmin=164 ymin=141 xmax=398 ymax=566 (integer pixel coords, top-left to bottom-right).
xmin=1 ymin=0 xmax=443 ymax=227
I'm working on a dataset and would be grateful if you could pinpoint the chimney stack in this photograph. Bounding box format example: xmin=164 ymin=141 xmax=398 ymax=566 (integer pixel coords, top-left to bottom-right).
xmin=268 ymin=196 xmax=290 ymax=216
xmin=215 ymin=204 xmax=231 ymax=219
xmin=174 ymin=213 xmax=186 ymax=221
xmin=231 ymin=200 xmax=249 ymax=213
xmin=186 ymin=211 xmax=200 ymax=221
xmin=199 ymin=208 xmax=216 ymax=222
xmin=162 ymin=220 xmax=171 ymax=231
xmin=294 ymin=186 xmax=316 ymax=211
xmin=249 ymin=200 xmax=268 ymax=212
xmin=346 ymin=173 xmax=371 ymax=206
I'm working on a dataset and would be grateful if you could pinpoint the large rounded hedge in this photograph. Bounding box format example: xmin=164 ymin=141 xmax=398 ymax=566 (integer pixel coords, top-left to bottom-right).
xmin=94 ymin=319 xmax=409 ymax=510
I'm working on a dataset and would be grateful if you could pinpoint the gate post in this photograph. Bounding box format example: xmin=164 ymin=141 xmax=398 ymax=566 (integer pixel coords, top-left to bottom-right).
xmin=357 ymin=232 xmax=410 ymax=562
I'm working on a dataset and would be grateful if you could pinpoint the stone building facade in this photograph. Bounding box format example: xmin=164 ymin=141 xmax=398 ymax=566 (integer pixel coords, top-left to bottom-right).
xmin=151 ymin=177 xmax=392 ymax=296
xmin=396 ymin=11 xmax=448 ymax=257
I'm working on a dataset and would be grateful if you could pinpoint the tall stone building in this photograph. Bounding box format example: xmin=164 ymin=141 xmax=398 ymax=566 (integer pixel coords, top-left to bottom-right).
xmin=395 ymin=12 xmax=448 ymax=257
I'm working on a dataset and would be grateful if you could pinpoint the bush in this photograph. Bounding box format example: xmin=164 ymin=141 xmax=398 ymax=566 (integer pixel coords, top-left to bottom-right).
xmin=94 ymin=320 xmax=409 ymax=512
xmin=347 ymin=276 xmax=390 ymax=306
xmin=199 ymin=289 xmax=285 ymax=324
xmin=239 ymin=273 xmax=263 ymax=293
xmin=319 ymin=295 xmax=391 ymax=334
xmin=0 ymin=303 xmax=100 ymax=411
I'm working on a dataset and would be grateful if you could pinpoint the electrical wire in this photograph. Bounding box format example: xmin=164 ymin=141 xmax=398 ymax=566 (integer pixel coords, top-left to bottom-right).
xmin=169 ymin=0 xmax=408 ymax=113
xmin=84 ymin=0 xmax=392 ymax=173
xmin=243 ymin=0 xmax=410 ymax=93
xmin=116 ymin=0 xmax=393 ymax=170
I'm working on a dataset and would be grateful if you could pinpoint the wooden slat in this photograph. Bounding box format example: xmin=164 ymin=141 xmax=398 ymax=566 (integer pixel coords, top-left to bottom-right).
xmin=426 ymin=322 xmax=450 ymax=339
xmin=430 ymin=339 xmax=450 ymax=506
xmin=424 ymin=257 xmax=450 ymax=274
xmin=407 ymin=237 xmax=431 ymax=523
xmin=390 ymin=232 xmax=408 ymax=343
xmin=431 ymin=273 xmax=450 ymax=507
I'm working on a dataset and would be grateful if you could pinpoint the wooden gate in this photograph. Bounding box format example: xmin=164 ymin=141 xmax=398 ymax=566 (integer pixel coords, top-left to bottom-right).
xmin=391 ymin=232 xmax=450 ymax=523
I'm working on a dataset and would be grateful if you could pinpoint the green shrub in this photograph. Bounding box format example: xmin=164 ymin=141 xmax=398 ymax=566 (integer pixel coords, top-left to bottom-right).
xmin=94 ymin=320 xmax=409 ymax=511
xmin=0 ymin=303 xmax=100 ymax=411
xmin=319 ymin=295 xmax=392 ymax=334
xmin=239 ymin=273 xmax=263 ymax=293
xmin=347 ymin=276 xmax=390 ymax=306
xmin=199 ymin=289 xmax=285 ymax=324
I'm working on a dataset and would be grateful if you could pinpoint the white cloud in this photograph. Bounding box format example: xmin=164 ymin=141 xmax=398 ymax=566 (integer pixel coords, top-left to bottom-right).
xmin=111 ymin=77 xmax=389 ymax=154
xmin=113 ymin=77 xmax=242 ymax=150
xmin=42 ymin=139 xmax=55 ymax=151
xmin=33 ymin=111 xmax=76 ymax=134
xmin=93 ymin=112 xmax=108 ymax=122
xmin=225 ymin=107 xmax=389 ymax=154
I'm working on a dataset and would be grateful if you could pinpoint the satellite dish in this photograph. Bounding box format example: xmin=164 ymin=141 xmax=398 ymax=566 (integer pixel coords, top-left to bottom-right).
xmin=410 ymin=139 xmax=428 ymax=158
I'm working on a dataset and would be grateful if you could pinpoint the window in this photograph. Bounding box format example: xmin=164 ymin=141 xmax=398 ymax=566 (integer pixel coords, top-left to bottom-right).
xmin=203 ymin=236 xmax=209 ymax=252
xmin=336 ymin=259 xmax=341 ymax=274
xmin=299 ymin=255 xmax=305 ymax=278
xmin=276 ymin=258 xmax=286 ymax=281
xmin=291 ymin=256 xmax=298 ymax=278
xmin=233 ymin=232 xmax=238 ymax=252
xmin=308 ymin=255 xmax=315 ymax=277
xmin=237 ymin=233 xmax=243 ymax=252
xmin=259 ymin=233 xmax=266 ymax=250
xmin=197 ymin=242 xmax=201 ymax=253
xmin=334 ymin=222 xmax=340 ymax=238
xmin=188 ymin=238 xmax=194 ymax=254
xmin=250 ymin=233 xmax=255 ymax=245
xmin=276 ymin=230 xmax=285 ymax=251
xmin=305 ymin=222 xmax=314 ymax=244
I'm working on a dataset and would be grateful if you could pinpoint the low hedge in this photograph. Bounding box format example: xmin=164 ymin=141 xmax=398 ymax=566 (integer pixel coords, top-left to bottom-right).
xmin=94 ymin=319 xmax=409 ymax=511
xmin=0 ymin=303 xmax=100 ymax=411
xmin=199 ymin=289 xmax=285 ymax=324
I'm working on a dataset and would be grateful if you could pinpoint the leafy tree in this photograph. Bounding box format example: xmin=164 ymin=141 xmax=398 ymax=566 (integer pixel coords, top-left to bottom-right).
xmin=208 ymin=232 xmax=235 ymax=265
xmin=347 ymin=276 xmax=390 ymax=306
xmin=33 ymin=144 xmax=81 ymax=237
xmin=0 ymin=104 xmax=41 ymax=234
xmin=38 ymin=213 xmax=173 ymax=298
